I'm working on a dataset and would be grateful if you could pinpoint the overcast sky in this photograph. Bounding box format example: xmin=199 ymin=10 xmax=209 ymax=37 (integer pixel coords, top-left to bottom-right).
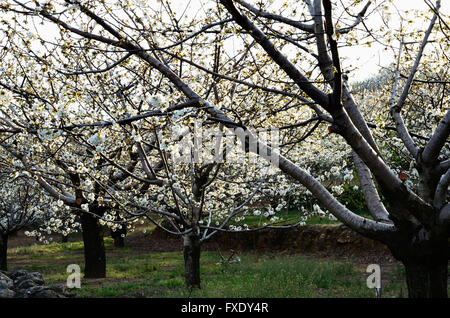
xmin=10 ymin=0 xmax=448 ymax=83
xmin=341 ymin=0 xmax=449 ymax=82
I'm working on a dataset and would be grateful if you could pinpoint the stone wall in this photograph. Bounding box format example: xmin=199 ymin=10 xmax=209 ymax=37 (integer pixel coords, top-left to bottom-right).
xmin=0 ymin=269 xmax=75 ymax=298
xmin=152 ymin=224 xmax=391 ymax=257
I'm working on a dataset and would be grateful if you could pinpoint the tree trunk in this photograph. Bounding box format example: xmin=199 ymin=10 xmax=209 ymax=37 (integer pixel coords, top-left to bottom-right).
xmin=0 ymin=233 xmax=8 ymax=271
xmin=110 ymin=226 xmax=126 ymax=248
xmin=80 ymin=209 xmax=106 ymax=278
xmin=388 ymin=230 xmax=449 ymax=298
xmin=183 ymin=233 xmax=201 ymax=289
xmin=403 ymin=259 xmax=448 ymax=298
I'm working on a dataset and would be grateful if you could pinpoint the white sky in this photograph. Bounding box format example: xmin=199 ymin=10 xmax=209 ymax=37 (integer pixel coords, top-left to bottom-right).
xmin=164 ymin=0 xmax=450 ymax=82
xmin=341 ymin=0 xmax=450 ymax=82
xmin=9 ymin=0 xmax=449 ymax=83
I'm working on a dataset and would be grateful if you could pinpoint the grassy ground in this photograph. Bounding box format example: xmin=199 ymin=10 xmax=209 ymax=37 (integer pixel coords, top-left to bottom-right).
xmin=7 ymin=236 xmax=410 ymax=298
xmin=233 ymin=208 xmax=373 ymax=228
xmin=230 ymin=210 xmax=343 ymax=228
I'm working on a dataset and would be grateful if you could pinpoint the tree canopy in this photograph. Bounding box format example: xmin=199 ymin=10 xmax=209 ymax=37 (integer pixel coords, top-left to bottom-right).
xmin=0 ymin=0 xmax=448 ymax=297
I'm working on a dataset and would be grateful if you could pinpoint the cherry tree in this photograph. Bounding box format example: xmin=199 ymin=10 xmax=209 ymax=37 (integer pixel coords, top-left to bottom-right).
xmin=0 ymin=173 xmax=70 ymax=270
xmin=216 ymin=0 xmax=449 ymax=298
xmin=0 ymin=41 xmax=290 ymax=285
xmin=0 ymin=0 xmax=448 ymax=297
xmin=0 ymin=179 xmax=37 ymax=271
xmin=0 ymin=2 xmax=306 ymax=286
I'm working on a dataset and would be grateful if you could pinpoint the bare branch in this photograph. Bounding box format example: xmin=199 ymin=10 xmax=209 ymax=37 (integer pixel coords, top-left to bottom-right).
xmin=434 ymin=167 xmax=450 ymax=209
xmin=422 ymin=109 xmax=450 ymax=164
xmin=352 ymin=151 xmax=391 ymax=223
xmin=236 ymin=0 xmax=315 ymax=32
xmin=390 ymin=0 xmax=441 ymax=157
xmin=219 ymin=0 xmax=330 ymax=109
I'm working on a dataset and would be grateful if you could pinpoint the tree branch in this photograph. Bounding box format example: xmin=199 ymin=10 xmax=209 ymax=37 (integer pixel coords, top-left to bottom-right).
xmin=434 ymin=167 xmax=450 ymax=209
xmin=352 ymin=151 xmax=391 ymax=223
xmin=390 ymin=0 xmax=441 ymax=158
xmin=422 ymin=109 xmax=450 ymax=164
xmin=219 ymin=0 xmax=330 ymax=109
xmin=236 ymin=0 xmax=315 ymax=32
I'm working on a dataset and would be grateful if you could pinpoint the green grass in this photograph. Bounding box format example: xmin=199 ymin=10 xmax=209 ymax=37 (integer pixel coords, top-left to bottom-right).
xmin=229 ymin=209 xmax=343 ymax=228
xmin=304 ymin=215 xmax=340 ymax=225
xmin=10 ymin=238 xmax=115 ymax=256
xmin=72 ymin=253 xmax=410 ymax=298
xmin=7 ymin=239 xmax=411 ymax=298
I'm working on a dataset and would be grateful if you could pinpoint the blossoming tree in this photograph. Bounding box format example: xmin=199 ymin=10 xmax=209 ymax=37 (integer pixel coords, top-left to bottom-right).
xmin=0 ymin=0 xmax=449 ymax=297
xmin=0 ymin=173 xmax=76 ymax=270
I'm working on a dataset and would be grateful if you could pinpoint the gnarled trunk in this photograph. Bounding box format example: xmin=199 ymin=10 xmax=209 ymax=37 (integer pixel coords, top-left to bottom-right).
xmin=183 ymin=233 xmax=201 ymax=289
xmin=403 ymin=259 xmax=448 ymax=298
xmin=388 ymin=229 xmax=449 ymax=298
xmin=0 ymin=233 xmax=8 ymax=271
xmin=80 ymin=208 xmax=106 ymax=278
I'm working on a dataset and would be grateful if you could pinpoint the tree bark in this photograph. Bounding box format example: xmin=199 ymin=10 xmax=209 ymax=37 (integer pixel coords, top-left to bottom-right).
xmin=0 ymin=233 xmax=8 ymax=271
xmin=388 ymin=229 xmax=449 ymax=298
xmin=80 ymin=208 xmax=106 ymax=278
xmin=403 ymin=259 xmax=448 ymax=298
xmin=183 ymin=233 xmax=201 ymax=289
xmin=110 ymin=226 xmax=126 ymax=248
